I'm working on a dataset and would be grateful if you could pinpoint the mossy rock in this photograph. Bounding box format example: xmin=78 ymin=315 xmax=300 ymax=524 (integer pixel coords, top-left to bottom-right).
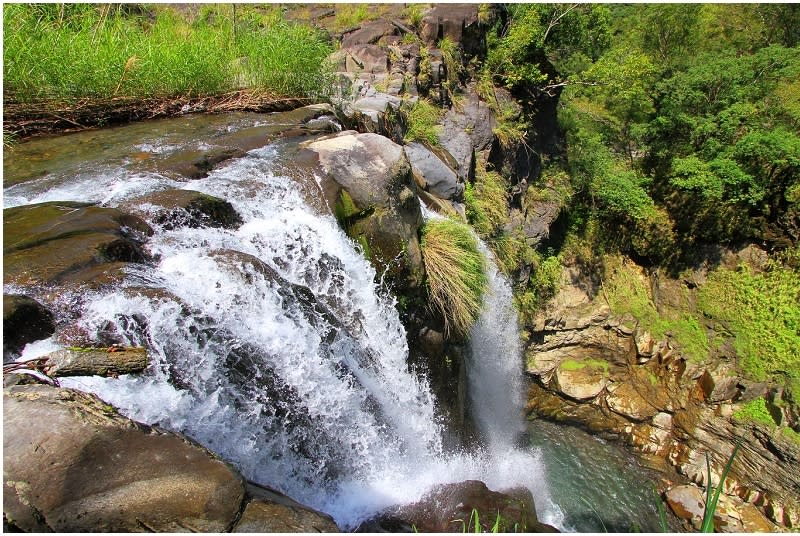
xmin=3 ymin=202 xmax=152 ymax=287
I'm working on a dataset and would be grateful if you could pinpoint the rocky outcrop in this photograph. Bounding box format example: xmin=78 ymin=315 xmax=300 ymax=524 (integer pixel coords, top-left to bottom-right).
xmin=3 ymin=294 xmax=54 ymax=361
xmin=3 ymin=202 xmax=153 ymax=288
xmin=358 ymin=480 xmax=556 ymax=533
xmin=524 ymin=257 xmax=800 ymax=531
xmin=303 ymin=131 xmax=425 ymax=291
xmin=3 ymin=382 xmax=340 ymax=532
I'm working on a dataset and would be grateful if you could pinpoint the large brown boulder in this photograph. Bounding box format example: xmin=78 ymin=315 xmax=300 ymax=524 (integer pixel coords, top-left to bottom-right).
xmin=3 ymin=384 xmax=245 ymax=532
xmin=233 ymin=483 xmax=339 ymax=533
xmin=3 ymin=201 xmax=152 ymax=288
xmin=303 ymin=131 xmax=424 ymax=290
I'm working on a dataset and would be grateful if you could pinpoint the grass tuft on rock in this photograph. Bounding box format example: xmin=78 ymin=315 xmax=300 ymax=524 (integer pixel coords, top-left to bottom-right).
xmin=421 ymin=218 xmax=488 ymax=337
xmin=402 ymin=98 xmax=443 ymax=146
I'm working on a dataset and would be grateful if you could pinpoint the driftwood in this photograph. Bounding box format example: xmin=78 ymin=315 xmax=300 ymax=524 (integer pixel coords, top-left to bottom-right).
xmin=41 ymin=347 xmax=149 ymax=377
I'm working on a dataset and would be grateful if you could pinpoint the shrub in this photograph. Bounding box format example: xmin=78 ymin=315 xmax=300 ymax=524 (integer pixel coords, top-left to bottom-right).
xmin=421 ymin=218 xmax=488 ymax=337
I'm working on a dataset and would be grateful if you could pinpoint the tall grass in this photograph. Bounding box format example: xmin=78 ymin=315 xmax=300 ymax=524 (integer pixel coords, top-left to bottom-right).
xmin=3 ymin=4 xmax=332 ymax=103
xmin=421 ymin=218 xmax=488 ymax=337
xmin=403 ymin=98 xmax=443 ymax=145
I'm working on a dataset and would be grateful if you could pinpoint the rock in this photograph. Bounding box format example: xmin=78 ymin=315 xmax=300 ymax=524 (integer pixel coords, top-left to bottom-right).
xmin=665 ymin=485 xmax=705 ymax=529
xmin=361 ymin=480 xmax=556 ymax=533
xmin=233 ymin=482 xmax=339 ymax=532
xmin=3 ymin=202 xmax=152 ymax=287
xmin=404 ymin=142 xmax=464 ymax=201
xmin=606 ymin=381 xmax=661 ymax=421
xmin=554 ymin=359 xmax=609 ymax=401
xmin=3 ymin=294 xmax=54 ymax=361
xmin=158 ymin=146 xmax=246 ymax=180
xmin=125 ymin=189 xmax=243 ymax=230
xmin=696 ymin=365 xmax=741 ymax=403
xmin=341 ymin=19 xmax=396 ymax=48
xmin=303 ymin=132 xmax=424 ymax=289
xmin=3 ymin=384 xmax=245 ymax=532
xmin=344 ymin=44 xmax=389 ymax=74
xmin=419 ymin=5 xmax=483 ymax=58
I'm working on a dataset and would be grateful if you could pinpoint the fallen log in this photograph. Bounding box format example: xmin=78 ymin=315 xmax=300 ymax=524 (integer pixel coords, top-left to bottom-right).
xmin=42 ymin=346 xmax=148 ymax=377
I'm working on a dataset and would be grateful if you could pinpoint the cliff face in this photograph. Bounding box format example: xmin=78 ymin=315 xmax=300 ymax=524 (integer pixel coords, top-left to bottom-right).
xmin=524 ymin=251 xmax=800 ymax=531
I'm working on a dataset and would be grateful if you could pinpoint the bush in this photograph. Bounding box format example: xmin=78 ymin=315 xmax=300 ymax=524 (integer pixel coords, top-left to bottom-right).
xmin=421 ymin=218 xmax=488 ymax=337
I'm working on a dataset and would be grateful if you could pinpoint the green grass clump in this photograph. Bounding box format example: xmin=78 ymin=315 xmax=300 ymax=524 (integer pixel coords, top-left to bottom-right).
xmin=402 ymin=98 xmax=443 ymax=145
xmin=3 ymin=4 xmax=332 ymax=103
xmin=560 ymin=358 xmax=610 ymax=376
xmin=465 ymin=168 xmax=509 ymax=238
xmin=732 ymin=397 xmax=776 ymax=427
xmin=421 ymin=218 xmax=488 ymax=337
xmin=698 ymin=262 xmax=800 ymax=395
xmin=333 ymin=4 xmax=373 ymax=31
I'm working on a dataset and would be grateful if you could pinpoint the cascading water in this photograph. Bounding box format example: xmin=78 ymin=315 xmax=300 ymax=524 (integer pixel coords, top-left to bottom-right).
xmin=9 ymin=117 xmax=563 ymax=529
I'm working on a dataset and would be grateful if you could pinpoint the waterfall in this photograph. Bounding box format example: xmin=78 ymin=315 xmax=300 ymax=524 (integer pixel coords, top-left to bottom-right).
xmin=14 ymin=134 xmax=563 ymax=529
xmin=468 ymin=241 xmax=527 ymax=449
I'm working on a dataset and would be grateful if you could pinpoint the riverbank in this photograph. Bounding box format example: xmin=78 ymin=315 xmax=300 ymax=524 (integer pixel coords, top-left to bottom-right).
xmin=3 ymin=4 xmax=332 ymax=141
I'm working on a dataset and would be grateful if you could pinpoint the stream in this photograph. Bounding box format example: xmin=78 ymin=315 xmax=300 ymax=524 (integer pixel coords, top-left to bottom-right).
xmin=5 ymin=111 xmax=667 ymax=531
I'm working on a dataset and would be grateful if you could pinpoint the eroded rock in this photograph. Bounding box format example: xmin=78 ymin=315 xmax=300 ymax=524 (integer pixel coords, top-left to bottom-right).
xmin=125 ymin=189 xmax=243 ymax=230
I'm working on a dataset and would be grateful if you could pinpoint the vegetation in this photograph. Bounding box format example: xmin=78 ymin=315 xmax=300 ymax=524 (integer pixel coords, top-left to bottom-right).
xmin=3 ymin=4 xmax=333 ymax=103
xmin=732 ymin=398 xmax=776 ymax=427
xmin=402 ymin=98 xmax=443 ymax=146
xmin=698 ymin=258 xmax=800 ymax=395
xmin=701 ymin=444 xmax=740 ymax=532
xmin=420 ymin=218 xmax=488 ymax=337
xmin=465 ymin=167 xmax=509 ymax=238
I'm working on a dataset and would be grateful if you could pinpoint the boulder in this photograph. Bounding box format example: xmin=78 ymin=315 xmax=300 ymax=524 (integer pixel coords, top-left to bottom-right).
xmin=665 ymin=485 xmax=705 ymax=529
xmin=419 ymin=5 xmax=481 ymax=56
xmin=233 ymin=482 xmax=339 ymax=532
xmin=40 ymin=346 xmax=149 ymax=378
xmin=404 ymin=142 xmax=464 ymax=201
xmin=303 ymin=132 xmax=424 ymax=290
xmin=344 ymin=44 xmax=389 ymax=74
xmin=125 ymin=189 xmax=243 ymax=230
xmin=341 ymin=19 xmax=396 ymax=48
xmin=360 ymin=480 xmax=556 ymax=533
xmin=157 ymin=146 xmax=246 ymax=180
xmin=554 ymin=360 xmax=609 ymax=401
xmin=3 ymin=202 xmax=152 ymax=287
xmin=3 ymin=384 xmax=245 ymax=532
xmin=3 ymin=294 xmax=54 ymax=361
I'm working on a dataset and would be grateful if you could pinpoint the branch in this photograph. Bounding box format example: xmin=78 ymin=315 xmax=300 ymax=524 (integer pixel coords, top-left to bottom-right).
xmin=542 ymin=4 xmax=580 ymax=45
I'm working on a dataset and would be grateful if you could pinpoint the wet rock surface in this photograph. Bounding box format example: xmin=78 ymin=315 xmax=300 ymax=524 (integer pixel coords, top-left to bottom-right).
xmin=3 ymin=383 xmax=246 ymax=532
xmin=124 ymin=189 xmax=243 ymax=230
xmin=358 ymin=480 xmax=557 ymax=533
xmin=3 ymin=294 xmax=55 ymax=361
xmin=3 ymin=202 xmax=152 ymax=288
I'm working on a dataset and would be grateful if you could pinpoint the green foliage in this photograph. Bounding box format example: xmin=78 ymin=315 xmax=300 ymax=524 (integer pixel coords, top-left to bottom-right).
xmin=604 ymin=258 xmax=709 ymax=361
xmin=698 ymin=262 xmax=800 ymax=394
xmin=560 ymin=358 xmax=609 ymax=376
xmin=420 ymin=218 xmax=488 ymax=337
xmin=402 ymin=99 xmax=443 ymax=146
xmin=401 ymin=4 xmax=428 ymax=29
xmin=333 ymin=4 xmax=372 ymax=31
xmin=513 ymin=250 xmax=562 ymax=326
xmin=465 ymin=168 xmax=509 ymax=238
xmin=2 ymin=4 xmax=332 ymax=103
xmin=732 ymin=398 xmax=776 ymax=427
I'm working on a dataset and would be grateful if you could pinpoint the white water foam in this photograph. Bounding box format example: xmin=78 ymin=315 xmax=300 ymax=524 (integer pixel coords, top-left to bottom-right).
xmin=12 ymin=138 xmax=561 ymax=529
